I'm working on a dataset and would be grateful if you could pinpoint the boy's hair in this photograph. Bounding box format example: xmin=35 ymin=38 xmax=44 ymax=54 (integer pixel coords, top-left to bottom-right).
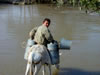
xmin=43 ymin=18 xmax=51 ymax=24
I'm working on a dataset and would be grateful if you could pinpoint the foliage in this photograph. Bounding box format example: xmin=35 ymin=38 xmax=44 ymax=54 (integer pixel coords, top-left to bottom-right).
xmin=79 ymin=0 xmax=100 ymax=11
xmin=57 ymin=0 xmax=100 ymax=12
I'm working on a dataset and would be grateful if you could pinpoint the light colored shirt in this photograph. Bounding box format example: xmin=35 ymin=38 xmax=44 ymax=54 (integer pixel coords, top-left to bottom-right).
xmin=29 ymin=25 xmax=53 ymax=46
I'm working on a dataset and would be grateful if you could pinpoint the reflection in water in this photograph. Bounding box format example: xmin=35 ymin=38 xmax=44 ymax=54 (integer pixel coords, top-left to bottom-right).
xmin=59 ymin=68 xmax=100 ymax=75
xmin=0 ymin=4 xmax=100 ymax=75
xmin=53 ymin=69 xmax=59 ymax=75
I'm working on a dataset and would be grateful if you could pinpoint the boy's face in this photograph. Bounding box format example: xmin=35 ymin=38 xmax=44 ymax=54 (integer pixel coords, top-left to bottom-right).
xmin=43 ymin=20 xmax=50 ymax=27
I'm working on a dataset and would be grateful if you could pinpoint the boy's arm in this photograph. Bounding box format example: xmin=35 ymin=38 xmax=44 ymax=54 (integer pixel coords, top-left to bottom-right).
xmin=29 ymin=27 xmax=38 ymax=40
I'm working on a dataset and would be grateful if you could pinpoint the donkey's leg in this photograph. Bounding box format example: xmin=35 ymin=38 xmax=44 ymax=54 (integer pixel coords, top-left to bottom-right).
xmin=25 ymin=62 xmax=31 ymax=75
xmin=42 ymin=65 xmax=46 ymax=75
xmin=30 ymin=64 xmax=33 ymax=75
xmin=34 ymin=63 xmax=42 ymax=75
xmin=48 ymin=64 xmax=51 ymax=75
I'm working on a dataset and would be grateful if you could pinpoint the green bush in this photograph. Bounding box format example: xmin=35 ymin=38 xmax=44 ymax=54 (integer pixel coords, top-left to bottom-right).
xmin=80 ymin=0 xmax=100 ymax=11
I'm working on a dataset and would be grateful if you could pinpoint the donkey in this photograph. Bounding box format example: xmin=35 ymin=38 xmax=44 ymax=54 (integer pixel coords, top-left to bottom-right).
xmin=25 ymin=44 xmax=52 ymax=75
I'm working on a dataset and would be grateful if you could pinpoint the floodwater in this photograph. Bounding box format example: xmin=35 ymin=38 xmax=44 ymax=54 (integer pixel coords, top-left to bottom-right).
xmin=0 ymin=4 xmax=100 ymax=75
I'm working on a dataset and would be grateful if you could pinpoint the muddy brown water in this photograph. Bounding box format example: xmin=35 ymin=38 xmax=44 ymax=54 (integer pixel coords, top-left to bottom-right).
xmin=0 ymin=4 xmax=100 ymax=75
